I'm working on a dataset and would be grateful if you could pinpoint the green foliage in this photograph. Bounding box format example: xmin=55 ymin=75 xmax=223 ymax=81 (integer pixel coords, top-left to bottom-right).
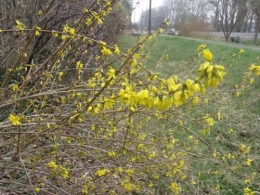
xmin=230 ymin=36 xmax=241 ymax=43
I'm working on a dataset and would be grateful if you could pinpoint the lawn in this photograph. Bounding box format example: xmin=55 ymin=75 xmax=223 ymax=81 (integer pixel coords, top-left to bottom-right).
xmin=119 ymin=34 xmax=260 ymax=113
xmin=118 ymin=34 xmax=260 ymax=194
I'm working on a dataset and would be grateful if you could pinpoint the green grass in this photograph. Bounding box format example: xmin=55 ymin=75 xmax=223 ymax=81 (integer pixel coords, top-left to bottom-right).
xmin=243 ymin=39 xmax=260 ymax=46
xmin=119 ymin=35 xmax=260 ymax=112
xmin=118 ymin=34 xmax=260 ymax=194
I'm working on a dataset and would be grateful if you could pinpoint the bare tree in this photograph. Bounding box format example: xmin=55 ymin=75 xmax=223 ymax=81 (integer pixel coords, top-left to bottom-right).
xmin=138 ymin=7 xmax=165 ymax=30
xmin=212 ymin=0 xmax=248 ymax=42
xmin=161 ymin=0 xmax=209 ymax=30
xmin=250 ymin=0 xmax=260 ymax=45
xmin=160 ymin=0 xmax=176 ymax=24
xmin=235 ymin=1 xmax=249 ymax=32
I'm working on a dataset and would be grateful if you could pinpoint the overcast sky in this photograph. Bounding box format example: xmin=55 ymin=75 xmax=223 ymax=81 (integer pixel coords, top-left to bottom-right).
xmin=131 ymin=0 xmax=164 ymax=23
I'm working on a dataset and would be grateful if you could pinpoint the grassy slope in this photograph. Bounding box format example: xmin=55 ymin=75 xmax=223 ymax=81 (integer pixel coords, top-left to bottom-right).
xmin=119 ymin=35 xmax=260 ymax=113
xmin=118 ymin=34 xmax=260 ymax=194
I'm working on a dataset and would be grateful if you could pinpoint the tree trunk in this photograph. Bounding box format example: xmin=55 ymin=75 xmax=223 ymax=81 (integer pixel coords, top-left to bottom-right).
xmin=254 ymin=17 xmax=259 ymax=45
xmin=248 ymin=12 xmax=254 ymax=32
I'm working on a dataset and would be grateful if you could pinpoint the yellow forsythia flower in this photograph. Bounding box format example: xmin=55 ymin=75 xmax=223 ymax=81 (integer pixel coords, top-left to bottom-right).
xmin=95 ymin=168 xmax=108 ymax=177
xmin=169 ymin=182 xmax=181 ymax=194
xmin=9 ymin=114 xmax=21 ymax=126
xmin=35 ymin=26 xmax=41 ymax=36
xmin=35 ymin=187 xmax=40 ymax=193
xmin=239 ymin=49 xmax=245 ymax=54
xmin=108 ymin=151 xmax=116 ymax=157
xmin=114 ymin=44 xmax=120 ymax=54
xmin=203 ymin=49 xmax=213 ymax=62
xmin=246 ymin=158 xmax=253 ymax=166
xmin=47 ymin=161 xmax=58 ymax=170
xmin=12 ymin=84 xmax=19 ymax=92
xmin=101 ymin=47 xmax=112 ymax=56
xmin=15 ymin=20 xmax=26 ymax=31
xmin=244 ymin=187 xmax=255 ymax=195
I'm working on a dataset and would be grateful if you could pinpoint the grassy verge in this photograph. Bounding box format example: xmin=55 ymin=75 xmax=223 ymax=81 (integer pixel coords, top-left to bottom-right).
xmin=119 ymin=35 xmax=260 ymax=113
xmin=118 ymin=34 xmax=260 ymax=194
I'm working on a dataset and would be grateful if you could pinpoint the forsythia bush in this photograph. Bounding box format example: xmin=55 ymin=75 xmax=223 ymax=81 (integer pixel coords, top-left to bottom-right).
xmin=0 ymin=0 xmax=260 ymax=194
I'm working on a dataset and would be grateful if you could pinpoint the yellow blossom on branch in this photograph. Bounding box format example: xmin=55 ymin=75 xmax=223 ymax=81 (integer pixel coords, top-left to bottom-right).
xmin=52 ymin=30 xmax=58 ymax=37
xmin=108 ymin=151 xmax=116 ymax=157
xmin=246 ymin=158 xmax=254 ymax=166
xmin=169 ymin=182 xmax=181 ymax=194
xmin=35 ymin=26 xmax=41 ymax=36
xmin=197 ymin=43 xmax=206 ymax=51
xmin=95 ymin=168 xmax=108 ymax=177
xmin=107 ymin=67 xmax=116 ymax=80
xmin=239 ymin=144 xmax=251 ymax=155
xmin=101 ymin=46 xmax=112 ymax=56
xmin=113 ymin=44 xmax=120 ymax=54
xmin=76 ymin=61 xmax=83 ymax=69
xmin=244 ymin=187 xmax=255 ymax=195
xmin=47 ymin=161 xmax=58 ymax=170
xmin=12 ymin=84 xmax=19 ymax=92
xmin=239 ymin=49 xmax=245 ymax=54
xmin=59 ymin=166 xmax=70 ymax=179
xmin=9 ymin=114 xmax=21 ymax=126
xmin=104 ymin=97 xmax=115 ymax=109
xmin=204 ymin=114 xmax=214 ymax=127
xmin=203 ymin=49 xmax=213 ymax=62
xmin=15 ymin=20 xmax=26 ymax=32
xmin=35 ymin=187 xmax=40 ymax=193
xmin=192 ymin=96 xmax=199 ymax=105
xmin=38 ymin=10 xmax=43 ymax=15
xmin=249 ymin=64 xmax=260 ymax=76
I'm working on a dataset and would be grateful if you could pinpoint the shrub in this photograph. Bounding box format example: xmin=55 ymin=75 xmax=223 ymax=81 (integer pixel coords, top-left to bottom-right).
xmin=0 ymin=0 xmax=259 ymax=194
xmin=230 ymin=36 xmax=240 ymax=43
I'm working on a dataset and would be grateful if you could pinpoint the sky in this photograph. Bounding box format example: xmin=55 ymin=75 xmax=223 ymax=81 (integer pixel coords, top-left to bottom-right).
xmin=131 ymin=0 xmax=164 ymax=23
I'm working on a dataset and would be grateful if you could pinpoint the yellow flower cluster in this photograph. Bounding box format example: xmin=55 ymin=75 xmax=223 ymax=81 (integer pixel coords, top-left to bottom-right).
xmin=239 ymin=144 xmax=251 ymax=155
xmin=15 ymin=20 xmax=26 ymax=33
xmin=115 ymin=51 xmax=224 ymax=110
xmin=249 ymin=64 xmax=260 ymax=76
xmin=203 ymin=49 xmax=213 ymax=62
xmin=197 ymin=43 xmax=206 ymax=51
xmin=9 ymin=114 xmax=21 ymax=126
xmin=47 ymin=161 xmax=70 ymax=179
xmin=169 ymin=182 xmax=181 ymax=194
xmin=62 ymin=24 xmax=76 ymax=40
xmin=244 ymin=187 xmax=255 ymax=195
xmin=95 ymin=168 xmax=109 ymax=177
xmin=101 ymin=46 xmax=112 ymax=56
xmin=35 ymin=26 xmax=41 ymax=36
xmin=97 ymin=49 xmax=225 ymax=112
xmin=196 ymin=62 xmax=225 ymax=87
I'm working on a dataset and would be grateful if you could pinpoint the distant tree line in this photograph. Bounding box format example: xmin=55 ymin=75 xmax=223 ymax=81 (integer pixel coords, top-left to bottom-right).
xmin=136 ymin=0 xmax=260 ymax=43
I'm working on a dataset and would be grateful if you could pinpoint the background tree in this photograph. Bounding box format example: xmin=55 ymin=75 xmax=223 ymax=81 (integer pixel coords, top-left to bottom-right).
xmin=119 ymin=0 xmax=133 ymax=30
xmin=211 ymin=0 xmax=248 ymax=42
xmin=138 ymin=7 xmax=165 ymax=30
xmin=235 ymin=0 xmax=250 ymax=32
xmin=250 ymin=0 xmax=260 ymax=45
xmin=159 ymin=0 xmax=175 ymax=27
xmin=161 ymin=0 xmax=209 ymax=33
